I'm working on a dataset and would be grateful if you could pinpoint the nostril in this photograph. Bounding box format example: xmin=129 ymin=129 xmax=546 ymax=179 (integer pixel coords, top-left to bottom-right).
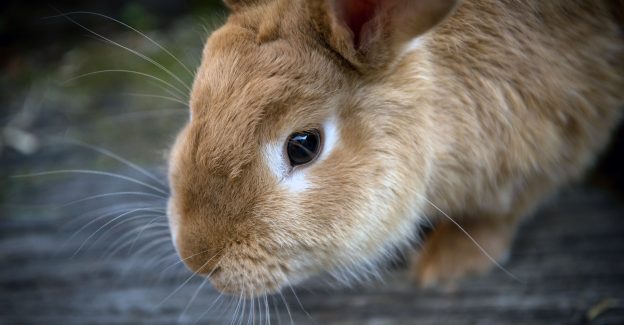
xmin=210 ymin=266 xmax=222 ymax=276
xmin=180 ymin=246 xmax=224 ymax=275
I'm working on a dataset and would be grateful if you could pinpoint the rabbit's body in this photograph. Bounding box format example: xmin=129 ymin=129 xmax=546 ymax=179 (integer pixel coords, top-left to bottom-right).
xmin=415 ymin=1 xmax=622 ymax=215
xmin=167 ymin=0 xmax=624 ymax=296
xmin=402 ymin=1 xmax=624 ymax=283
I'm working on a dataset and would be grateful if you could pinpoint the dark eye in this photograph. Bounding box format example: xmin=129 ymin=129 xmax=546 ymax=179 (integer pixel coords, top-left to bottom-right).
xmin=286 ymin=129 xmax=322 ymax=166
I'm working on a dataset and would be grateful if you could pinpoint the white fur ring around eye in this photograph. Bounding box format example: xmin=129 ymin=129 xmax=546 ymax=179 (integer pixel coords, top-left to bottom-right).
xmin=263 ymin=117 xmax=338 ymax=192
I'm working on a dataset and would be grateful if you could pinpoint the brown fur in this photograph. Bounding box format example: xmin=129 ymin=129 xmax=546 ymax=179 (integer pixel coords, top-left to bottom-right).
xmin=167 ymin=0 xmax=624 ymax=296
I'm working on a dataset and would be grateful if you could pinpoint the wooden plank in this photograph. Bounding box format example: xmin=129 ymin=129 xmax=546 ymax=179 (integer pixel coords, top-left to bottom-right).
xmin=1 ymin=184 xmax=623 ymax=324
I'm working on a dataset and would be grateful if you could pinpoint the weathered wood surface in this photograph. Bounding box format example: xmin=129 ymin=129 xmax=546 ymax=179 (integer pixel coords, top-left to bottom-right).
xmin=1 ymin=183 xmax=624 ymax=324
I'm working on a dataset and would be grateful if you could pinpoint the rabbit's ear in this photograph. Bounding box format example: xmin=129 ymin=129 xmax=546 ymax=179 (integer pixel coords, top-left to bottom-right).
xmin=223 ymin=0 xmax=264 ymax=11
xmin=223 ymin=0 xmax=242 ymax=11
xmin=310 ymin=0 xmax=458 ymax=69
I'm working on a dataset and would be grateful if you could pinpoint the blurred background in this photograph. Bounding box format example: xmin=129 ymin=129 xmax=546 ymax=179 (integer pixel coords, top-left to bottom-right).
xmin=1 ymin=1 xmax=623 ymax=324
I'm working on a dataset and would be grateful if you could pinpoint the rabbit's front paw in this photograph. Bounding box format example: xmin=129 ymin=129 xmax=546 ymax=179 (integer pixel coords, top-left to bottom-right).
xmin=410 ymin=217 xmax=514 ymax=288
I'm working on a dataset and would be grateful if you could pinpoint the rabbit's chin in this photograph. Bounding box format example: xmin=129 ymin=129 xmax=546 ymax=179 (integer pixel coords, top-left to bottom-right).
xmin=202 ymin=248 xmax=292 ymax=298
xmin=170 ymin=215 xmax=419 ymax=298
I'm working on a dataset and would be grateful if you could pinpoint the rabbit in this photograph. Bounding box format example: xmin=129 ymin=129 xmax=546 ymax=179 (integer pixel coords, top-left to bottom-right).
xmin=166 ymin=0 xmax=624 ymax=297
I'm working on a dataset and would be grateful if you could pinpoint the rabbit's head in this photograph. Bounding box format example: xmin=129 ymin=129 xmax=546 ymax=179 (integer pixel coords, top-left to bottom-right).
xmin=167 ymin=0 xmax=457 ymax=296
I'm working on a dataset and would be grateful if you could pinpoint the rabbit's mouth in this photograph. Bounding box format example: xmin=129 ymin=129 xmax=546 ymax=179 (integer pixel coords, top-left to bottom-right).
xmin=175 ymin=233 xmax=312 ymax=298
xmin=203 ymin=243 xmax=292 ymax=297
xmin=167 ymin=197 xmax=305 ymax=297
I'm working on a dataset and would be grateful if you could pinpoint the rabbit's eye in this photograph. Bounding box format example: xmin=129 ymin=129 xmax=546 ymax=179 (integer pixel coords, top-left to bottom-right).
xmin=286 ymin=129 xmax=322 ymax=166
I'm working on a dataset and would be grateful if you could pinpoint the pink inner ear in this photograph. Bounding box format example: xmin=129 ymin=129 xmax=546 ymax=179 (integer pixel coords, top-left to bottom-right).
xmin=335 ymin=0 xmax=381 ymax=49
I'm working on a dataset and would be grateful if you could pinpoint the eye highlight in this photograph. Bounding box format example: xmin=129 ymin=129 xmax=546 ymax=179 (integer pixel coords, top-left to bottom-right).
xmin=286 ymin=129 xmax=322 ymax=167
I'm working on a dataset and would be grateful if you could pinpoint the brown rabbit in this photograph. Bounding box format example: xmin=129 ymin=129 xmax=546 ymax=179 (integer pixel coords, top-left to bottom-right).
xmin=166 ymin=0 xmax=623 ymax=296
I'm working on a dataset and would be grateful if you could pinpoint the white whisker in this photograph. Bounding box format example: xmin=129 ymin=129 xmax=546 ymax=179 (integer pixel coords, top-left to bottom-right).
xmin=178 ymin=276 xmax=210 ymax=323
xmin=59 ymin=191 xmax=166 ymax=207
xmin=111 ymin=230 xmax=171 ymax=261
xmin=113 ymin=239 xmax=174 ymax=287
xmin=193 ymin=279 xmax=229 ymax=324
xmin=63 ymin=69 xmax=187 ymax=99
xmin=54 ymin=138 xmax=169 ymax=188
xmin=104 ymin=220 xmax=168 ymax=258
xmin=159 ymin=248 xmax=214 ymax=276
xmin=264 ymin=294 xmax=271 ymax=325
xmin=63 ymin=204 xmax=157 ymax=246
xmin=417 ymin=194 xmax=522 ymax=283
xmin=53 ymin=11 xmax=192 ymax=94
xmin=271 ymin=295 xmax=282 ymax=325
xmin=123 ymin=238 xmax=174 ymax=278
xmin=57 ymin=11 xmax=195 ymax=78
xmin=96 ymin=213 xmax=164 ymax=245
xmin=228 ymin=290 xmax=244 ymax=325
xmin=12 ymin=169 xmax=168 ymax=195
xmin=158 ymin=250 xmax=223 ymax=307
xmin=132 ymin=237 xmax=173 ymax=261
xmin=127 ymin=215 xmax=168 ymax=253
xmin=250 ymin=291 xmax=255 ymax=325
xmin=95 ymin=109 xmax=189 ymax=124
xmin=144 ymin=79 xmax=190 ymax=103
xmin=240 ymin=289 xmax=248 ymax=325
xmin=286 ymin=281 xmax=315 ymax=324
xmin=122 ymin=92 xmax=189 ymax=107
xmin=277 ymin=289 xmax=294 ymax=325
xmin=73 ymin=207 xmax=164 ymax=256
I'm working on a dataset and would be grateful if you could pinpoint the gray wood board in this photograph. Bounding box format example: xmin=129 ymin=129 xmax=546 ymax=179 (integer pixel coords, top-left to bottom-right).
xmin=1 ymin=184 xmax=623 ymax=325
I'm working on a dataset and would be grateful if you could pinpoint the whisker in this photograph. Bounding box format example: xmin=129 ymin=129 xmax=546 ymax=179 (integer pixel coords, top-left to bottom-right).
xmin=215 ymin=296 xmax=234 ymax=324
xmin=264 ymin=294 xmax=271 ymax=325
xmin=126 ymin=215 xmax=168 ymax=253
xmin=286 ymin=281 xmax=315 ymax=324
xmin=249 ymin=291 xmax=255 ymax=325
xmin=229 ymin=290 xmax=244 ymax=325
xmin=126 ymin=237 xmax=174 ymax=271
xmin=121 ymin=92 xmax=189 ymax=107
xmin=51 ymin=11 xmax=192 ymax=94
xmin=53 ymin=138 xmax=169 ymax=188
xmin=158 ymin=250 xmax=223 ymax=306
xmin=193 ymin=280 xmax=229 ymax=324
xmin=241 ymin=292 xmax=248 ymax=325
xmin=131 ymin=236 xmax=173 ymax=261
xmin=67 ymin=206 xmax=167 ymax=234
xmin=57 ymin=11 xmax=195 ymax=78
xmin=94 ymin=108 xmax=189 ymax=124
xmin=254 ymin=296 xmax=264 ymax=325
xmin=73 ymin=207 xmax=164 ymax=256
xmin=96 ymin=213 xmax=164 ymax=244
xmin=63 ymin=204 xmax=157 ymax=246
xmin=241 ymin=287 xmax=250 ymax=325
xmin=240 ymin=289 xmax=247 ymax=325
xmin=253 ymin=296 xmax=259 ymax=325
xmin=141 ymin=248 xmax=179 ymax=281
xmin=158 ymin=248 xmax=214 ymax=276
xmin=144 ymin=79 xmax=190 ymax=103
xmin=417 ymin=194 xmax=522 ymax=283
xmin=270 ymin=295 xmax=282 ymax=325
xmin=102 ymin=217 xmax=167 ymax=258
xmin=277 ymin=289 xmax=294 ymax=325
xmin=178 ymin=276 xmax=210 ymax=323
xmin=59 ymin=191 xmax=166 ymax=207
xmin=116 ymin=238 xmax=174 ymax=286
xmin=107 ymin=229 xmax=171 ymax=262
xmin=12 ymin=169 xmax=168 ymax=195
xmin=63 ymin=69 xmax=187 ymax=99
